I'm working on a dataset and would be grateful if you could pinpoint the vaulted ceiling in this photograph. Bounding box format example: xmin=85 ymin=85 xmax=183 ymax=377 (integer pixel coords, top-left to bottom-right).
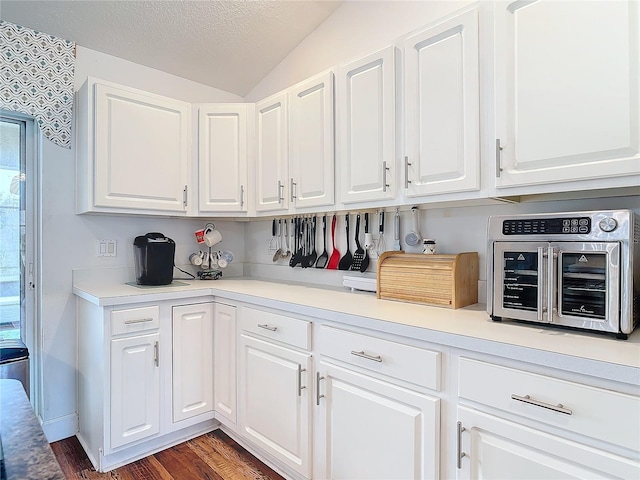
xmin=0 ymin=0 xmax=342 ymax=96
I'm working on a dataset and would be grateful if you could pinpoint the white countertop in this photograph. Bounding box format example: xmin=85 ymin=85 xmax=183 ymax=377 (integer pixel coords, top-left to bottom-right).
xmin=73 ymin=276 xmax=640 ymax=384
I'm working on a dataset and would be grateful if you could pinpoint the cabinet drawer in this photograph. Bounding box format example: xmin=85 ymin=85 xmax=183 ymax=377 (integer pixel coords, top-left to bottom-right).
xmin=241 ymin=307 xmax=311 ymax=350
xmin=111 ymin=306 xmax=160 ymax=336
xmin=318 ymin=326 xmax=441 ymax=391
xmin=458 ymin=358 xmax=640 ymax=452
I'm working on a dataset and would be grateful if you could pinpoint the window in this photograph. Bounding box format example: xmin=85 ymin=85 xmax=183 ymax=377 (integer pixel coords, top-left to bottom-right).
xmin=0 ymin=117 xmax=27 ymax=342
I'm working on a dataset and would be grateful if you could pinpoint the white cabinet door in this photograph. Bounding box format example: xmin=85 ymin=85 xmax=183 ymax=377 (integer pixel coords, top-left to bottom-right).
xmin=239 ymin=334 xmax=312 ymax=478
xmin=213 ymin=302 xmax=237 ymax=425
xmin=110 ymin=333 xmax=160 ymax=449
xmin=457 ymin=406 xmax=640 ymax=479
xmin=255 ymin=92 xmax=289 ymax=212
xmin=198 ymin=105 xmax=249 ymax=213
xmin=315 ymin=360 xmax=440 ymax=480
xmin=289 ymin=71 xmax=335 ymax=209
xmin=404 ymin=7 xmax=480 ymax=198
xmin=172 ymin=303 xmax=214 ymax=423
xmin=93 ymin=81 xmax=190 ymax=213
xmin=338 ymin=47 xmax=396 ymax=204
xmin=494 ymin=0 xmax=640 ymax=188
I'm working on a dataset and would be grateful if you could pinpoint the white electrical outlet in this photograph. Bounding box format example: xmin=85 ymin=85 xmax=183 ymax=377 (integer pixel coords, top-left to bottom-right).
xmin=96 ymin=240 xmax=117 ymax=257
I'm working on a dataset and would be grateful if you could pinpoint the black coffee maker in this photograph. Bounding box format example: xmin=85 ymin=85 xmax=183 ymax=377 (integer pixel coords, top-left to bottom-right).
xmin=133 ymin=233 xmax=175 ymax=285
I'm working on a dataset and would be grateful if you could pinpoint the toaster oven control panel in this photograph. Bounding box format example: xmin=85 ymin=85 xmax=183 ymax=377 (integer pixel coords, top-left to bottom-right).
xmin=502 ymin=217 xmax=591 ymax=235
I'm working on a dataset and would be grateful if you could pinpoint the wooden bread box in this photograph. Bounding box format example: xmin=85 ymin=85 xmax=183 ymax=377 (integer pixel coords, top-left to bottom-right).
xmin=376 ymin=251 xmax=478 ymax=309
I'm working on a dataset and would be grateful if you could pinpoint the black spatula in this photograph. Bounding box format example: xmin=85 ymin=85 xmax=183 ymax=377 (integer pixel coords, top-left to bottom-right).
xmin=338 ymin=214 xmax=353 ymax=270
xmin=315 ymin=215 xmax=328 ymax=268
xmin=350 ymin=214 xmax=364 ymax=271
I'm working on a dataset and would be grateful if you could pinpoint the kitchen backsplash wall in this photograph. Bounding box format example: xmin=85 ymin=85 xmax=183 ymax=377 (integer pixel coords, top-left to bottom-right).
xmin=244 ymin=195 xmax=640 ymax=293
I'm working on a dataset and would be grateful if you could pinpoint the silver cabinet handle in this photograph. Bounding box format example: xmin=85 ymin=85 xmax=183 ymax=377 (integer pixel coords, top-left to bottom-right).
xmin=548 ymin=247 xmax=557 ymax=323
xmin=297 ymin=364 xmax=306 ymax=397
xmin=257 ymin=324 xmax=278 ymax=332
xmin=351 ymin=350 xmax=382 ymax=362
xmin=154 ymin=341 xmax=159 ymax=367
xmin=511 ymin=394 xmax=572 ymax=415
xmin=240 ymin=184 xmax=245 ymax=207
xmin=290 ymin=178 xmax=297 ymax=200
xmin=495 ymin=139 xmax=503 ymax=178
xmin=183 ymin=185 xmax=188 ymax=207
xmin=537 ymin=247 xmax=546 ymax=323
xmin=124 ymin=317 xmax=154 ymax=325
xmin=382 ymin=161 xmax=390 ymax=192
xmin=277 ymin=180 xmax=284 ymax=204
xmin=457 ymin=421 xmax=466 ymax=469
xmin=316 ymin=372 xmax=325 ymax=406
xmin=404 ymin=156 xmax=412 ymax=188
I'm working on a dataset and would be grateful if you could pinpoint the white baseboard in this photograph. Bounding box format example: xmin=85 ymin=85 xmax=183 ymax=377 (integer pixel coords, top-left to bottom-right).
xmin=41 ymin=412 xmax=78 ymax=442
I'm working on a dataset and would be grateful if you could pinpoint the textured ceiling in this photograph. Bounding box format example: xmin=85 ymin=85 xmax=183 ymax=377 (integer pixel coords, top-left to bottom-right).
xmin=0 ymin=0 xmax=342 ymax=96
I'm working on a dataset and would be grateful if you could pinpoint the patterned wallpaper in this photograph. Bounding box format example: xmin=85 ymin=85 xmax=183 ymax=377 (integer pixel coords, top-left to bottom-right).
xmin=0 ymin=21 xmax=75 ymax=149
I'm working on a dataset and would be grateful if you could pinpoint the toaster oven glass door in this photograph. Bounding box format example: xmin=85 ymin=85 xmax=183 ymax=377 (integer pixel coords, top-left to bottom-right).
xmin=493 ymin=242 xmax=550 ymax=323
xmin=554 ymin=242 xmax=620 ymax=332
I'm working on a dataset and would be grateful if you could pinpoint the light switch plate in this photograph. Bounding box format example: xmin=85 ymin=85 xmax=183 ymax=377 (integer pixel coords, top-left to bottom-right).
xmin=96 ymin=239 xmax=117 ymax=257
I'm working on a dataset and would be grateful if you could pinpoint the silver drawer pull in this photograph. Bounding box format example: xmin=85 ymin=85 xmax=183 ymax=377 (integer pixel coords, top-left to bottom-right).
xmin=124 ymin=317 xmax=154 ymax=325
xmin=351 ymin=350 xmax=382 ymax=363
xmin=257 ymin=324 xmax=278 ymax=332
xmin=511 ymin=394 xmax=572 ymax=415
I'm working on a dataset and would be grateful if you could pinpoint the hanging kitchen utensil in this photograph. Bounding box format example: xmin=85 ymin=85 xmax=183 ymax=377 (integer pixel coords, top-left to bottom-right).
xmin=289 ymin=217 xmax=303 ymax=267
xmin=351 ymin=214 xmax=364 ymax=271
xmin=272 ymin=219 xmax=283 ymax=262
xmin=269 ymin=218 xmax=278 ymax=251
xmin=393 ymin=209 xmax=401 ymax=251
xmin=404 ymin=206 xmax=421 ymax=247
xmin=281 ymin=217 xmax=290 ymax=259
xmin=377 ymin=210 xmax=386 ymax=256
xmin=308 ymin=216 xmax=318 ymax=267
xmin=360 ymin=213 xmax=370 ymax=272
xmin=315 ymin=215 xmax=329 ymax=268
xmin=338 ymin=214 xmax=353 ymax=270
xmin=327 ymin=215 xmax=340 ymax=270
xmin=301 ymin=217 xmax=311 ymax=268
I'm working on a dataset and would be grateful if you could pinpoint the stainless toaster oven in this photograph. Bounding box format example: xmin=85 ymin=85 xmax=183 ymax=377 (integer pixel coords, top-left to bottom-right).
xmin=487 ymin=210 xmax=639 ymax=339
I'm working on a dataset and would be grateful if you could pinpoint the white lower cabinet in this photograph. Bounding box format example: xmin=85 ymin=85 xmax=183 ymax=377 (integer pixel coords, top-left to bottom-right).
xmin=110 ymin=332 xmax=160 ymax=449
xmin=77 ymin=299 xmax=216 ymax=473
xmin=314 ymin=360 xmax=440 ymax=480
xmin=456 ymin=406 xmax=639 ymax=480
xmin=239 ymin=332 xmax=313 ymax=478
xmin=213 ymin=302 xmax=238 ymax=425
xmin=456 ymin=357 xmax=640 ymax=480
xmin=172 ymin=303 xmax=214 ymax=423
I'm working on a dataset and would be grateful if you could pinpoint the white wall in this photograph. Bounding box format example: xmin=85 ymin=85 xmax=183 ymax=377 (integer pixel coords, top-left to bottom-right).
xmin=38 ymin=47 xmax=244 ymax=441
xmin=245 ymin=0 xmax=472 ymax=102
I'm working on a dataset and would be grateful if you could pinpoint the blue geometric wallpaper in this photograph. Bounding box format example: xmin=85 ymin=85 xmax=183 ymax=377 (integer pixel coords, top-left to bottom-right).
xmin=1 ymin=21 xmax=75 ymax=149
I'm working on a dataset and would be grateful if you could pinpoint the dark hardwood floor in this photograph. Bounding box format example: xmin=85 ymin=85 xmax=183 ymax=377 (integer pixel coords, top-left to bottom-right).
xmin=50 ymin=430 xmax=285 ymax=480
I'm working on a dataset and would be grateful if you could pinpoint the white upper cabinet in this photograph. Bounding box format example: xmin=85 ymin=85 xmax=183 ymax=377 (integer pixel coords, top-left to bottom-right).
xmin=494 ymin=0 xmax=640 ymax=189
xmin=77 ymin=78 xmax=191 ymax=215
xmin=289 ymin=71 xmax=335 ymax=209
xmin=404 ymin=7 xmax=480 ymax=198
xmin=338 ymin=47 xmax=396 ymax=204
xmin=198 ymin=104 xmax=250 ymax=214
xmin=255 ymin=92 xmax=289 ymax=213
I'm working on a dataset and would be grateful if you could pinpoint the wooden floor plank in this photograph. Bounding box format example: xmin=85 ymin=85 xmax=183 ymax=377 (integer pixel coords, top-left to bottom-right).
xmin=187 ymin=433 xmax=283 ymax=480
xmin=153 ymin=441 xmax=225 ymax=480
xmin=114 ymin=456 xmax=173 ymax=480
xmin=50 ymin=430 xmax=284 ymax=480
